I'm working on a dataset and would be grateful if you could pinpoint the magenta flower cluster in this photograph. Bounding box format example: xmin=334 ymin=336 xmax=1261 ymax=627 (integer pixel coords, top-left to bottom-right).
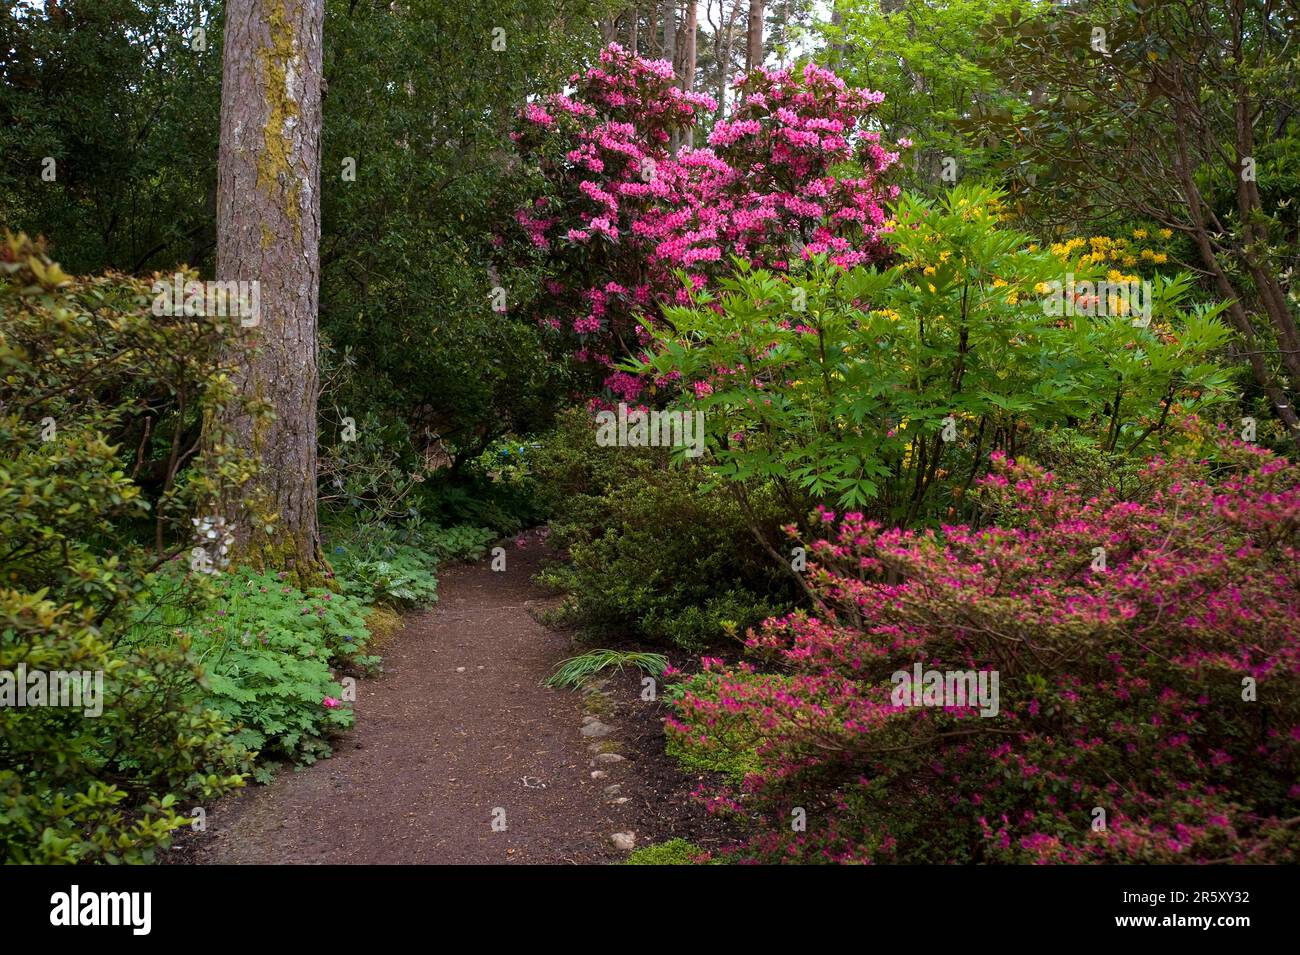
xmin=510 ymin=44 xmax=902 ymax=406
xmin=668 ymin=438 xmax=1300 ymax=864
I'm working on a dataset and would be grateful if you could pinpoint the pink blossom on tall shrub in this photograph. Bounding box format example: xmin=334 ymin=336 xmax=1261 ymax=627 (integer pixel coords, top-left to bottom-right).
xmin=510 ymin=44 xmax=902 ymax=405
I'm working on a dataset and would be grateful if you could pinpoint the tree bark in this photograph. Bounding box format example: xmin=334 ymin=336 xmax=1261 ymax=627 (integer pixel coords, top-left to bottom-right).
xmin=718 ymin=0 xmax=744 ymax=117
xmin=745 ymin=0 xmax=763 ymax=72
xmin=684 ymin=1 xmax=697 ymax=89
xmin=684 ymin=0 xmax=697 ymax=146
xmin=660 ymin=0 xmax=676 ymax=62
xmin=1171 ymin=94 xmax=1300 ymax=449
xmin=215 ymin=0 xmax=325 ymax=580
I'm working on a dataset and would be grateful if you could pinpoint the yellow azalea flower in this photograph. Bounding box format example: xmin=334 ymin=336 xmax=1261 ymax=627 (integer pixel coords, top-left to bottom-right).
xmin=939 ymin=251 xmax=951 ymax=262
xmin=1034 ymin=281 xmax=1051 ymax=294
xmin=1158 ymin=228 xmax=1172 ymax=239
xmin=923 ymin=265 xmax=936 ymax=276
xmin=1133 ymin=229 xmax=1148 ymax=239
xmin=1122 ymin=255 xmax=1137 ymax=266
xmin=1153 ymin=253 xmax=1167 ymax=264
xmin=992 ymin=277 xmax=1007 ymax=287
xmin=1107 ymin=269 xmax=1124 ymax=282
xmin=1141 ymin=248 xmax=1155 ymax=260
xmin=927 ymin=283 xmax=937 ymax=293
xmin=1028 ymin=243 xmax=1039 ymax=252
xmin=1007 ymin=293 xmax=1019 ymax=305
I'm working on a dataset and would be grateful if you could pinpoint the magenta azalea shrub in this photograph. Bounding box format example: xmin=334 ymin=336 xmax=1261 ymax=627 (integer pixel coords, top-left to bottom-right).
xmin=667 ymin=438 xmax=1300 ymax=863
xmin=511 ymin=43 xmax=903 ymax=405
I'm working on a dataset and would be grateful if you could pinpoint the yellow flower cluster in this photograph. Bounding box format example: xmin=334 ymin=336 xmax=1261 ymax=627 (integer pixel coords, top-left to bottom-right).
xmin=1049 ymin=230 xmax=1173 ymax=268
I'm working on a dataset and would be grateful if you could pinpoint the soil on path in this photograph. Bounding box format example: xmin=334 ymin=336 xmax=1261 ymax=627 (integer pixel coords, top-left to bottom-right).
xmin=187 ymin=545 xmax=728 ymax=865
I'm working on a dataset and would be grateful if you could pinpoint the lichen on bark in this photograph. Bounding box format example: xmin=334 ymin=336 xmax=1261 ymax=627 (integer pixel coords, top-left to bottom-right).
xmin=256 ymin=0 xmax=302 ymax=234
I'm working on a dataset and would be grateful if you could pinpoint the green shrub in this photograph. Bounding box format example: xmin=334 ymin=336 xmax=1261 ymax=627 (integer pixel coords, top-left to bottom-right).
xmin=0 ymin=234 xmax=254 ymax=863
xmin=531 ymin=410 xmax=795 ymax=653
xmin=631 ymin=185 xmax=1235 ymax=530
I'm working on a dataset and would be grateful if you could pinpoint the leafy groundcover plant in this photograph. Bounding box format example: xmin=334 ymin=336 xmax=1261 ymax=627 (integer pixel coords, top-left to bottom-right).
xmin=126 ymin=566 xmax=381 ymax=774
xmin=668 ymin=434 xmax=1300 ymax=863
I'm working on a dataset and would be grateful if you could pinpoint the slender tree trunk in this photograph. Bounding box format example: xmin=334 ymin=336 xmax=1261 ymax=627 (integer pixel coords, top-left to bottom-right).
xmin=745 ymin=0 xmax=764 ymax=71
xmin=661 ymin=0 xmax=676 ymax=61
xmin=719 ymin=0 xmax=744 ymax=117
xmin=215 ymin=0 xmax=325 ymax=580
xmin=827 ymin=1 xmax=845 ymax=68
xmin=684 ymin=0 xmax=697 ymax=146
xmin=629 ymin=4 xmax=638 ymax=53
xmin=662 ymin=0 xmax=680 ymax=153
xmin=1171 ymin=96 xmax=1300 ymax=449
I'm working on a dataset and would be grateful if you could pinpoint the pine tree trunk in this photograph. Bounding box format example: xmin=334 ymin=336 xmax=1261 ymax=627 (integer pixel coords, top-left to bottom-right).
xmin=215 ymin=0 xmax=325 ymax=581
xmin=684 ymin=0 xmax=697 ymax=146
xmin=746 ymin=0 xmax=764 ymax=71
xmin=719 ymin=0 xmax=744 ymax=117
xmin=661 ymin=0 xmax=676 ymax=62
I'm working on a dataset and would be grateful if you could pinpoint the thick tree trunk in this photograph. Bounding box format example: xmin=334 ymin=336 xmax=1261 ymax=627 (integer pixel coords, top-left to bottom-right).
xmin=215 ymin=0 xmax=325 ymax=580
xmin=745 ymin=0 xmax=763 ymax=72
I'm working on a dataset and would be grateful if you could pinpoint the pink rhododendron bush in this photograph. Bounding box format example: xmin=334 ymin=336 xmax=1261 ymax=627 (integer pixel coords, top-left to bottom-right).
xmin=667 ymin=438 xmax=1300 ymax=863
xmin=510 ymin=43 xmax=902 ymax=404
